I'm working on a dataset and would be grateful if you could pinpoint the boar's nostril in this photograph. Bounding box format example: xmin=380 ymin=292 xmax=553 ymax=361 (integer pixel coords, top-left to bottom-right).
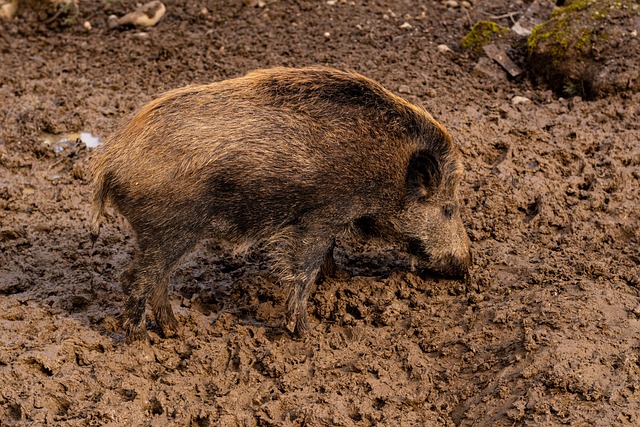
xmin=443 ymin=204 xmax=455 ymax=219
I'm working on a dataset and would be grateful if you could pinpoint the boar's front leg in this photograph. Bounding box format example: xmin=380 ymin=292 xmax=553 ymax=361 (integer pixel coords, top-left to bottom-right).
xmin=318 ymin=237 xmax=337 ymax=281
xmin=282 ymin=231 xmax=335 ymax=336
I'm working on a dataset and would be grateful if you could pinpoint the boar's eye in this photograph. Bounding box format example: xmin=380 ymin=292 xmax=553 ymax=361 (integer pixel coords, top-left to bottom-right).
xmin=443 ymin=203 xmax=456 ymax=219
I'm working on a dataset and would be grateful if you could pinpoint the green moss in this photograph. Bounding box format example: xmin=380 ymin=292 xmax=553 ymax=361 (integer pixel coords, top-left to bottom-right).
xmin=528 ymin=0 xmax=640 ymax=58
xmin=461 ymin=21 xmax=511 ymax=51
xmin=553 ymin=0 xmax=634 ymax=19
xmin=527 ymin=0 xmax=626 ymax=59
xmin=550 ymin=0 xmax=595 ymax=17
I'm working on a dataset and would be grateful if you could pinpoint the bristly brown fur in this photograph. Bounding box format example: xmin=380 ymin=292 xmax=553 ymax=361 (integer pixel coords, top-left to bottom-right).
xmin=90 ymin=66 xmax=470 ymax=342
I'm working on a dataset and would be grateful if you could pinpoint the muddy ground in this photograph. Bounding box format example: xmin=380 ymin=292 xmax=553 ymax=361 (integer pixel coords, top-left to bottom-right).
xmin=1 ymin=1 xmax=639 ymax=426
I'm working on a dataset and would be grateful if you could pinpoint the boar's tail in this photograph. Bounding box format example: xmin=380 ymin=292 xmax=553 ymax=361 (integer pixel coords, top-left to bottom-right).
xmin=90 ymin=171 xmax=111 ymax=247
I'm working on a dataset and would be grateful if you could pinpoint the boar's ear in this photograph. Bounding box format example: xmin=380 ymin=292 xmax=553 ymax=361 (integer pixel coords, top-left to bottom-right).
xmin=407 ymin=150 xmax=441 ymax=199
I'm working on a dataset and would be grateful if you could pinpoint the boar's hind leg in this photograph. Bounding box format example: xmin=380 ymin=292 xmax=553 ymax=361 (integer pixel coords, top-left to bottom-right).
xmin=120 ymin=250 xmax=161 ymax=342
xmin=121 ymin=237 xmax=196 ymax=342
xmin=284 ymin=234 xmax=335 ymax=336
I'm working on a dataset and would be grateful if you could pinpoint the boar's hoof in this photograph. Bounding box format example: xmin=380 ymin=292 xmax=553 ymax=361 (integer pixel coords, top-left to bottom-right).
xmin=124 ymin=323 xmax=151 ymax=344
xmin=153 ymin=303 xmax=179 ymax=338
xmin=285 ymin=311 xmax=309 ymax=337
xmin=159 ymin=322 xmax=179 ymax=339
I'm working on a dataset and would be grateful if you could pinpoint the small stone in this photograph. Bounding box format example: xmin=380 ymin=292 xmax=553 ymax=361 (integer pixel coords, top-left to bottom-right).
xmin=437 ymin=44 xmax=452 ymax=53
xmin=631 ymin=30 xmax=637 ymax=37
xmin=444 ymin=0 xmax=459 ymax=8
xmin=107 ymin=14 xmax=120 ymax=29
xmin=326 ymin=0 xmax=336 ymax=4
xmin=511 ymin=95 xmax=531 ymax=105
xmin=400 ymin=22 xmax=412 ymax=29
xmin=461 ymin=1 xmax=472 ymax=8
xmin=382 ymin=13 xmax=389 ymax=20
xmin=398 ymin=85 xmax=411 ymax=94
xmin=132 ymin=32 xmax=150 ymax=40
xmin=83 ymin=21 xmax=92 ymax=30
xmin=323 ymin=32 xmax=331 ymax=38
xmin=633 ymin=304 xmax=640 ymax=317
xmin=200 ymin=7 xmax=208 ymax=14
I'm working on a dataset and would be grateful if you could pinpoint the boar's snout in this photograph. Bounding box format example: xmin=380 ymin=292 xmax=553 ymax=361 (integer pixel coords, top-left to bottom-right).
xmin=439 ymin=249 xmax=472 ymax=279
xmin=409 ymin=237 xmax=472 ymax=279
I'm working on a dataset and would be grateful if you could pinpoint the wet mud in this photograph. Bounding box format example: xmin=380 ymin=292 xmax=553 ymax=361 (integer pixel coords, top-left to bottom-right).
xmin=1 ymin=1 xmax=639 ymax=425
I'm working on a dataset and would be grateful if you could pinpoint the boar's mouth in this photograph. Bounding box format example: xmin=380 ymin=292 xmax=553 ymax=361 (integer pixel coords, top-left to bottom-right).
xmin=406 ymin=237 xmax=427 ymax=257
xmin=407 ymin=238 xmax=470 ymax=280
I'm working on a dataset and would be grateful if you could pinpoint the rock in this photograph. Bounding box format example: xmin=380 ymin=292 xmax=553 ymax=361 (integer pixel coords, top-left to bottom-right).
xmin=400 ymin=22 xmax=412 ymax=29
xmin=113 ymin=1 xmax=166 ymax=29
xmin=0 ymin=0 xmax=19 ymax=19
xmin=461 ymin=1 xmax=472 ymax=8
xmin=107 ymin=14 xmax=120 ymax=29
xmin=511 ymin=0 xmax=554 ymax=37
xmin=83 ymin=21 xmax=92 ymax=30
xmin=444 ymin=0 xmax=459 ymax=8
xmin=511 ymin=96 xmax=531 ymax=105
xmin=528 ymin=0 xmax=640 ymax=98
xmin=437 ymin=44 xmax=452 ymax=53
xmin=323 ymin=32 xmax=331 ymax=38
xmin=483 ymin=43 xmax=522 ymax=78
xmin=398 ymin=85 xmax=411 ymax=94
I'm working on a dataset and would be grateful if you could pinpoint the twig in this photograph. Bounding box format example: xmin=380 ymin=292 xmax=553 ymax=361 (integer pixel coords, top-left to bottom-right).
xmin=478 ymin=10 xmax=520 ymax=21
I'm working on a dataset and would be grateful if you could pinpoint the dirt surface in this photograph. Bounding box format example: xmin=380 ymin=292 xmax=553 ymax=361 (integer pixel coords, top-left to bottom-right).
xmin=1 ymin=1 xmax=639 ymax=425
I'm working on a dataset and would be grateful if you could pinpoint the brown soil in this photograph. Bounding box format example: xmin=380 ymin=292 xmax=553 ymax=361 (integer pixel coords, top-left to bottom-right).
xmin=1 ymin=1 xmax=639 ymax=426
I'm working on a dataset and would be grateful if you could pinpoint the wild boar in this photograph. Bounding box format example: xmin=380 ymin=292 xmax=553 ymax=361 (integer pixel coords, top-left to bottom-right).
xmin=90 ymin=66 xmax=471 ymax=342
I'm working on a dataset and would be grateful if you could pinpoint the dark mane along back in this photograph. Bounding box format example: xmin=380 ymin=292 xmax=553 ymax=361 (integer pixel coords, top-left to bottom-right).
xmin=249 ymin=67 xmax=432 ymax=140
